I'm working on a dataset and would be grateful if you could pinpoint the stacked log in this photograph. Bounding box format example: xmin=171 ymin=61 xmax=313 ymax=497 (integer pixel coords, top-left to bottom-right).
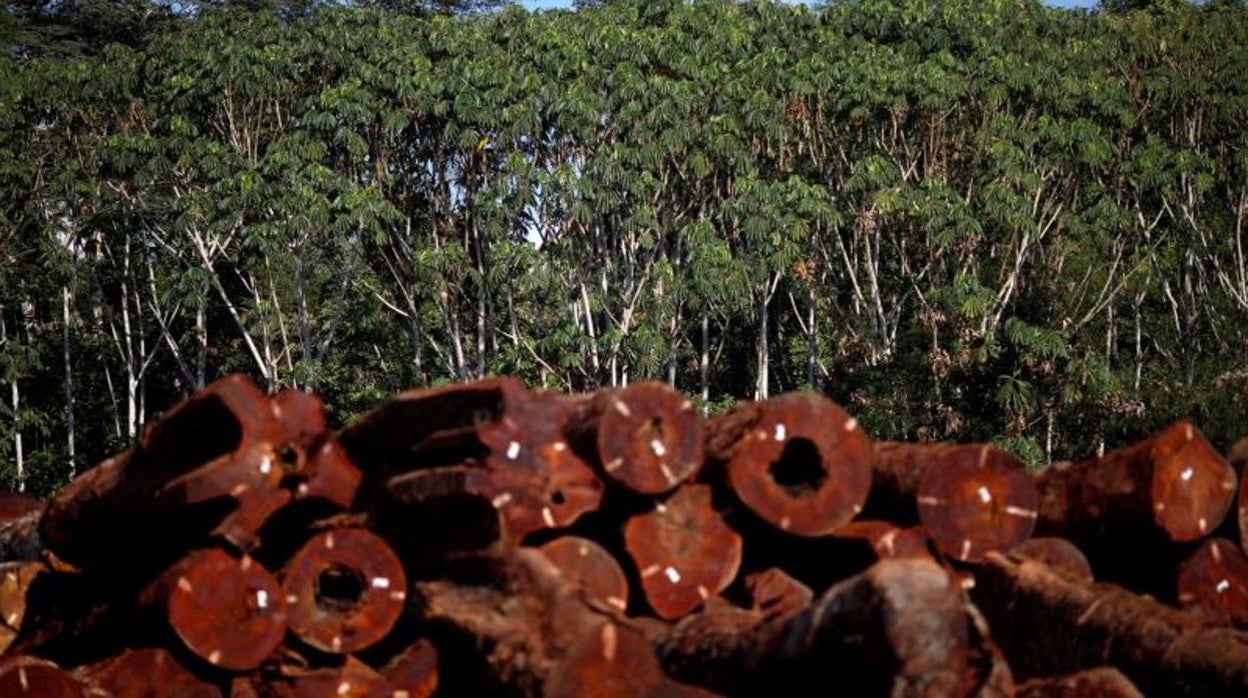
xmin=1 ymin=373 xmax=1247 ymax=695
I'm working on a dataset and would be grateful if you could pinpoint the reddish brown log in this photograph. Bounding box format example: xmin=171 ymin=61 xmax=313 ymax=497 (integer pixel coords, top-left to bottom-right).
xmin=1015 ymin=668 xmax=1143 ymax=698
xmin=0 ymin=562 xmax=45 ymax=653
xmin=382 ymin=386 xmax=603 ymax=543
xmin=42 ymin=375 xmax=356 ymax=571
xmin=744 ymin=568 xmax=811 ymax=620
xmin=869 ymin=442 xmax=1038 ymax=562
xmin=547 ymin=621 xmax=720 ymax=698
xmin=1036 ymin=421 xmax=1235 ymax=548
xmin=971 ymin=551 xmax=1248 ymax=695
xmin=268 ymin=389 xmax=361 ymax=509
xmin=166 ymin=548 xmax=288 ymax=670
xmin=339 ymin=377 xmax=528 ymax=471
xmin=1010 ymin=537 xmax=1094 ymax=585
xmin=74 ymin=648 xmax=221 ymax=698
xmin=538 ymin=536 xmax=631 ymax=614
xmin=1177 ymin=538 xmax=1248 ymax=627
xmin=415 ymin=549 xmax=626 ymax=695
xmin=565 ymin=382 xmax=703 ymax=495
xmin=834 ymin=520 xmax=932 ymax=560
xmin=623 ymin=484 xmax=742 ymax=620
xmin=380 ymin=638 xmax=440 ymax=698
xmin=705 ymin=392 xmax=871 ymax=537
xmin=0 ymin=656 xmax=83 ymax=697
xmin=654 ymin=558 xmax=973 ymax=696
xmin=282 ymin=528 xmax=406 ymax=654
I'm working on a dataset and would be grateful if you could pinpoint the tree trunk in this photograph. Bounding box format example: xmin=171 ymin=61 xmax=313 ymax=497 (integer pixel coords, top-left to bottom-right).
xmin=62 ymin=287 xmax=75 ymax=479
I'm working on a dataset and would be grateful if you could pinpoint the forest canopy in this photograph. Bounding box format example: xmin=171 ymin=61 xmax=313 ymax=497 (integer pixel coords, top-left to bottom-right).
xmin=2 ymin=0 xmax=1247 ymax=494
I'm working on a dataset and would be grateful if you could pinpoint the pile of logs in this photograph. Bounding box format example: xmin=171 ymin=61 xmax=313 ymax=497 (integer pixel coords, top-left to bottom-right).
xmin=2 ymin=373 xmax=1248 ymax=696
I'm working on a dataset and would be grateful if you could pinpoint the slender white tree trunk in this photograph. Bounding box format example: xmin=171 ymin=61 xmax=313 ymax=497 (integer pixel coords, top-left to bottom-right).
xmin=63 ymin=286 xmax=76 ymax=478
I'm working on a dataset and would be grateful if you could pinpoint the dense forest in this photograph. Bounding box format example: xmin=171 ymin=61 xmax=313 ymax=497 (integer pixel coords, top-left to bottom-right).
xmin=2 ymin=0 xmax=1246 ymax=494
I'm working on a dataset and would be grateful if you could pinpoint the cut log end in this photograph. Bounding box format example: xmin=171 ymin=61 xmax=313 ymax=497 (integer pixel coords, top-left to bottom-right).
xmin=624 ymin=484 xmax=742 ymax=620
xmin=745 ymin=568 xmax=812 ymax=619
xmin=166 ymin=548 xmax=287 ymax=671
xmin=1177 ymin=537 xmax=1248 ymax=627
xmin=282 ymin=528 xmax=406 ymax=654
xmin=1150 ymin=421 xmax=1237 ymax=542
xmin=538 ymin=536 xmax=631 ymax=613
xmin=545 ymin=622 xmax=669 ymax=698
xmin=588 ymin=382 xmax=704 ymax=495
xmin=0 ymin=658 xmax=84 ymax=697
xmin=382 ymin=638 xmax=440 ymax=698
xmin=917 ymin=444 xmax=1038 ymax=562
xmin=720 ymin=393 xmax=872 ymax=537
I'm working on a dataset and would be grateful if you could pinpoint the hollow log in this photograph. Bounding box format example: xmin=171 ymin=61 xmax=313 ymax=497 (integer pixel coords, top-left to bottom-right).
xmin=971 ymin=550 xmax=1248 ymax=695
xmin=1034 ymin=422 xmax=1235 ymax=586
xmin=1010 ymin=538 xmax=1094 ymax=585
xmin=382 ymin=387 xmax=603 ymax=543
xmin=0 ymin=656 xmax=83 ymax=697
xmin=1177 ymin=537 xmax=1248 ymax=627
xmin=73 ymin=648 xmax=221 ymax=698
xmin=623 ymin=484 xmax=742 ymax=620
xmin=565 ymin=382 xmax=703 ymax=495
xmin=868 ymin=442 xmax=1038 ymax=562
xmin=281 ymin=528 xmax=406 ymax=654
xmin=538 ymin=536 xmax=631 ymax=614
xmin=704 ymin=392 xmax=871 ymax=537
xmin=41 ymin=375 xmax=345 ymax=573
xmin=1015 ymin=667 xmax=1143 ymax=698
xmin=166 ymin=548 xmax=288 ymax=671
xmin=654 ymin=558 xmax=973 ymax=696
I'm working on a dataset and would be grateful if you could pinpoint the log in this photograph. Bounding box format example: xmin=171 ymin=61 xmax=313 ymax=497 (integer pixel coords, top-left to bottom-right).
xmin=565 ymin=382 xmax=703 ymax=495
xmin=744 ymin=568 xmax=811 ymax=620
xmin=383 ymin=387 xmax=603 ymax=543
xmin=971 ymin=550 xmax=1248 ymax=695
xmin=538 ymin=536 xmax=631 ymax=614
xmin=869 ymin=442 xmax=1038 ymax=562
xmin=704 ymin=392 xmax=871 ymax=537
xmin=654 ymin=558 xmax=973 ymax=696
xmin=1010 ymin=537 xmax=1094 ymax=585
xmin=41 ymin=375 xmax=339 ymax=571
xmin=0 ymin=561 xmax=45 ymax=653
xmin=1177 ymin=537 xmax=1248 ymax=627
xmin=623 ymin=484 xmax=743 ymax=620
xmin=1034 ymin=422 xmax=1236 ymax=577
xmin=281 ymin=528 xmax=406 ymax=654
xmin=414 ymin=549 xmax=631 ymax=695
xmin=1015 ymin=667 xmax=1143 ymax=698
xmin=268 ymin=388 xmax=361 ymax=510
xmin=166 ymin=548 xmax=288 ymax=671
xmin=339 ymin=377 xmax=528 ymax=475
xmin=546 ymin=620 xmax=720 ymax=698
xmin=380 ymin=638 xmax=440 ymax=698
xmin=0 ymin=492 xmax=43 ymax=521
xmin=267 ymin=657 xmax=390 ymax=698
xmin=73 ymin=648 xmax=221 ymax=698
xmin=0 ymin=656 xmax=84 ymax=697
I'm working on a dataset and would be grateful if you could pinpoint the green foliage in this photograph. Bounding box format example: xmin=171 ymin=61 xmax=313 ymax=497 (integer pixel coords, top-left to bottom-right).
xmin=2 ymin=0 xmax=1247 ymax=492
